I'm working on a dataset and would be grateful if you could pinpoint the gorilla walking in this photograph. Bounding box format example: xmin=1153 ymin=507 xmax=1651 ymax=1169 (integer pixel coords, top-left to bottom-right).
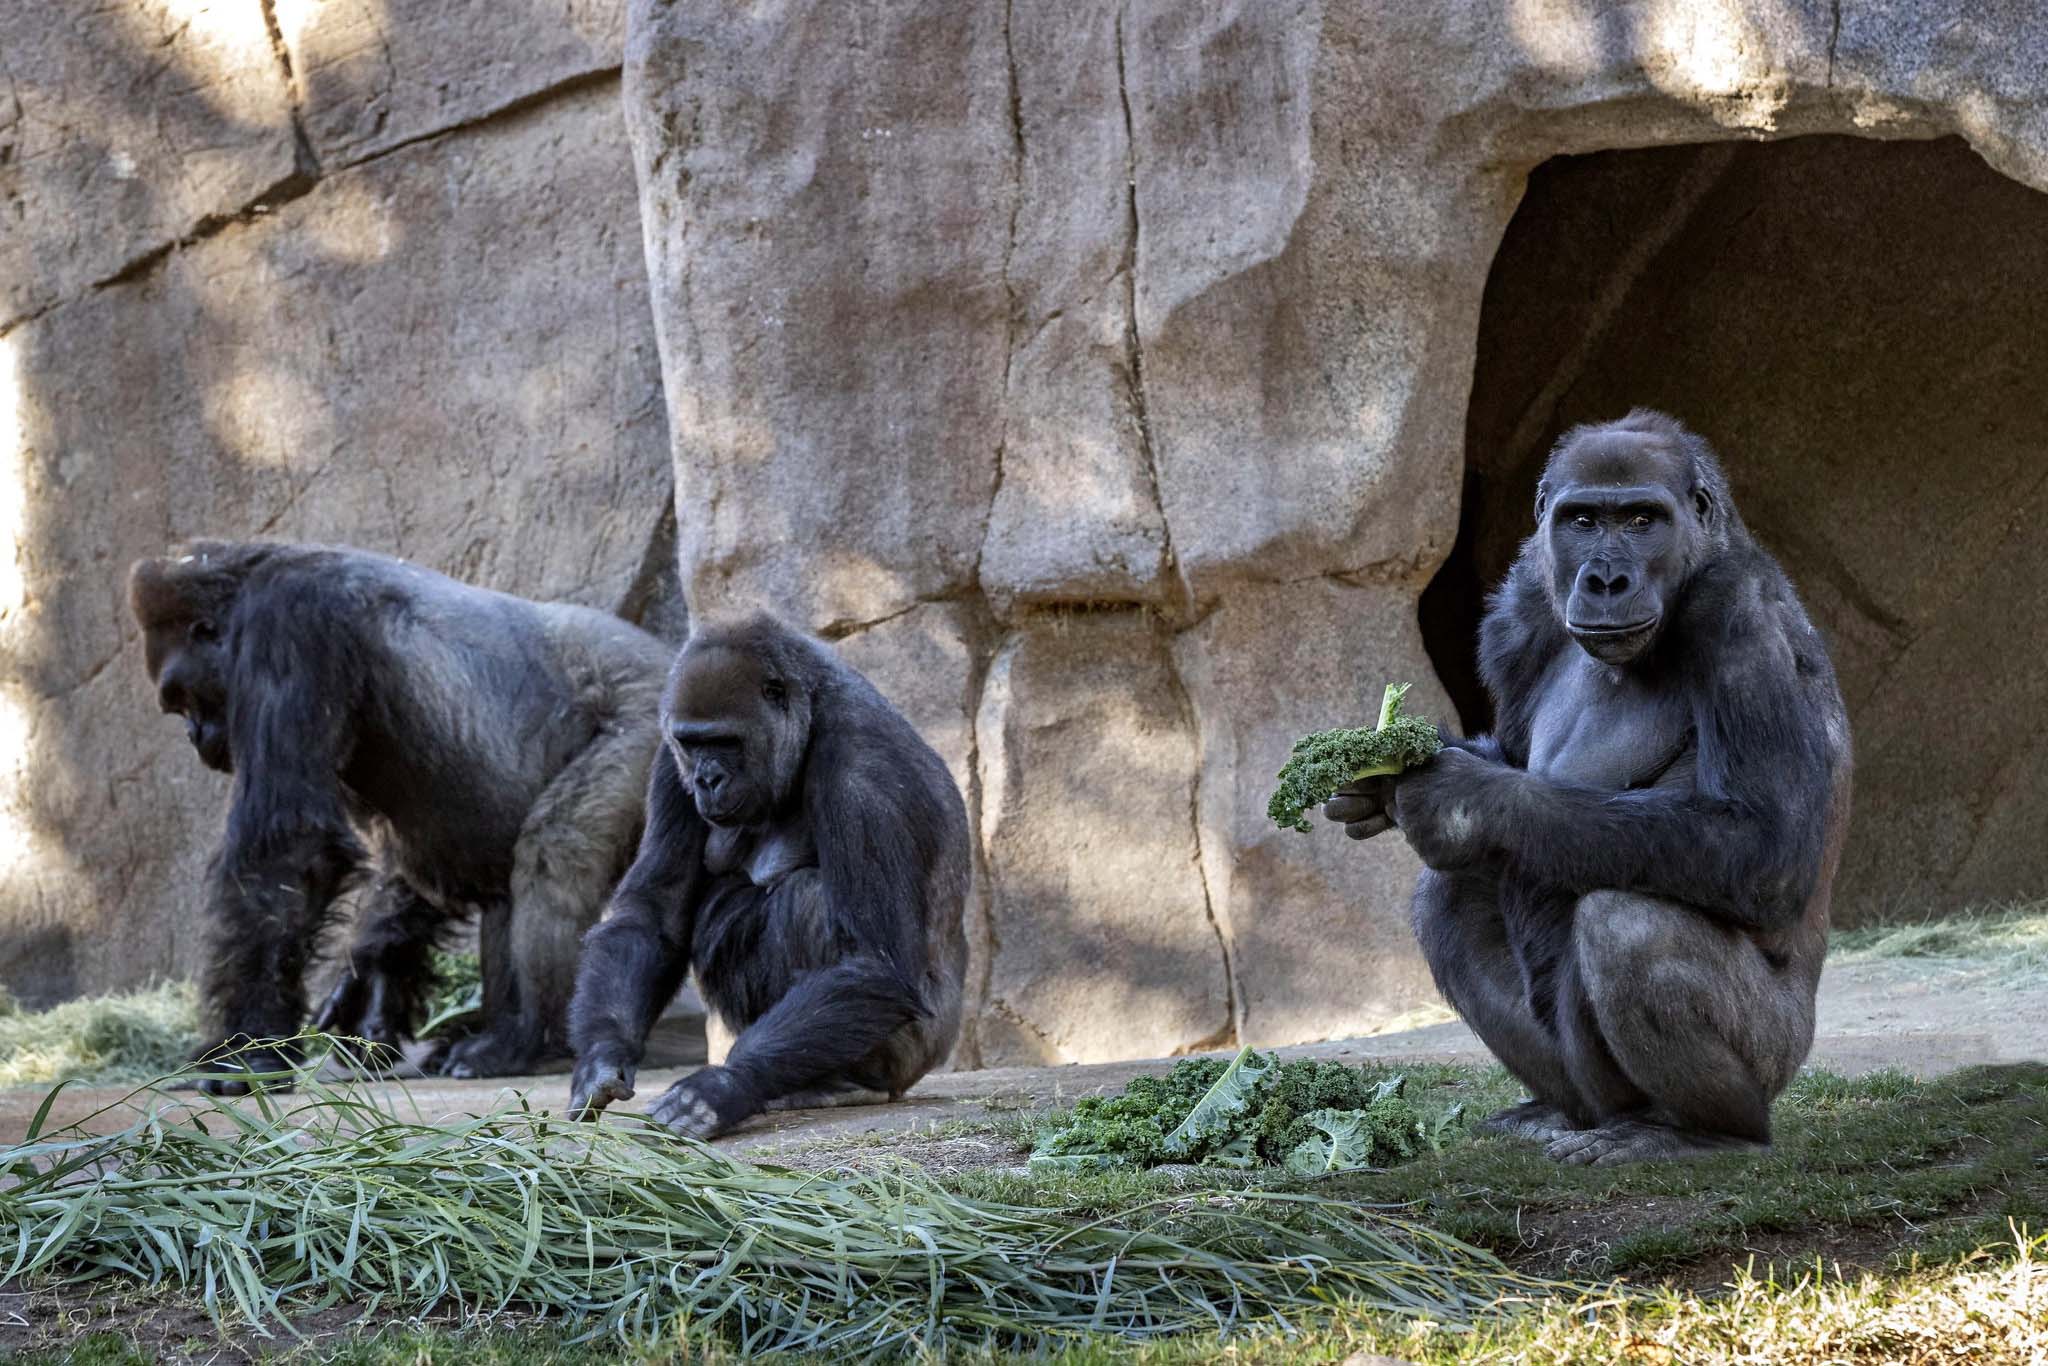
xmin=130 ymin=540 xmax=672 ymax=1092
xmin=1327 ymin=411 xmax=1852 ymax=1164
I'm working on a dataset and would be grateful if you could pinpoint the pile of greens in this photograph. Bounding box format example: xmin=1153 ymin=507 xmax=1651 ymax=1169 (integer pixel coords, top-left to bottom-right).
xmin=1031 ymin=1047 xmax=1466 ymax=1177
xmin=0 ymin=1069 xmax=1526 ymax=1352
xmin=1267 ymin=682 xmax=1443 ymax=833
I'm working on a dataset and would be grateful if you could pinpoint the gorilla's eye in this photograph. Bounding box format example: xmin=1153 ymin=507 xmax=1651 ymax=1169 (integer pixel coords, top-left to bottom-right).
xmin=1571 ymin=514 xmax=1596 ymax=531
xmin=189 ymin=618 xmax=220 ymax=644
xmin=761 ymin=678 xmax=788 ymax=706
xmin=1627 ymin=514 xmax=1654 ymax=531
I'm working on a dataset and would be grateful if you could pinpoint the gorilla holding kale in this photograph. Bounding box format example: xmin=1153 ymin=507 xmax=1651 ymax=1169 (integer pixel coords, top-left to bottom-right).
xmin=130 ymin=541 xmax=671 ymax=1093
xmin=1324 ymin=411 xmax=1852 ymax=1164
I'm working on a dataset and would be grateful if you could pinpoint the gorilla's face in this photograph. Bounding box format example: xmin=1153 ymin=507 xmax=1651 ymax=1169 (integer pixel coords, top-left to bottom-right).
xmin=664 ymin=641 xmax=810 ymax=828
xmin=1540 ymin=433 xmax=1707 ymax=667
xmin=147 ymin=617 xmax=234 ymax=773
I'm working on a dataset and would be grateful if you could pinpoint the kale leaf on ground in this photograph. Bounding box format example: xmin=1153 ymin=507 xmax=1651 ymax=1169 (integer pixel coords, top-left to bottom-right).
xmin=1030 ymin=1047 xmax=1465 ymax=1175
xmin=1267 ymin=682 xmax=1444 ymax=834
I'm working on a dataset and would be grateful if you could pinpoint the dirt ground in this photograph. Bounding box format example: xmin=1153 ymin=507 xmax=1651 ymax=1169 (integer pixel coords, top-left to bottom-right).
xmin=2 ymin=951 xmax=2039 ymax=1151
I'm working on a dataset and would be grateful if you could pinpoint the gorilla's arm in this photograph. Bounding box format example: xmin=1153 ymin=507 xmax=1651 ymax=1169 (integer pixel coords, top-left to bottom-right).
xmin=566 ymin=754 xmax=707 ymax=1118
xmin=199 ymin=591 xmax=369 ymax=1084
xmin=1398 ymin=614 xmax=1837 ymax=933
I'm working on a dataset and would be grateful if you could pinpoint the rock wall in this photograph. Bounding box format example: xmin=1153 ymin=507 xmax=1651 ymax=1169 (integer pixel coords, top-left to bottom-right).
xmin=8 ymin=0 xmax=2047 ymax=1058
xmin=624 ymin=0 xmax=2048 ymax=1064
xmin=0 ymin=2 xmax=674 ymax=1005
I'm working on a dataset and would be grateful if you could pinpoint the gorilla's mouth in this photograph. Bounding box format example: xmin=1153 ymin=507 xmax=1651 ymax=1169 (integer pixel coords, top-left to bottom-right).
xmin=186 ymin=713 xmax=233 ymax=773
xmin=697 ymin=795 xmax=751 ymax=827
xmin=1568 ymin=618 xmax=1659 ymax=662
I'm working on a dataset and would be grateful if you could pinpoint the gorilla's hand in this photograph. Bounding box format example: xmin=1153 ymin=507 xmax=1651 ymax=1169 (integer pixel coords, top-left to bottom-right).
xmin=1385 ymin=746 xmax=1505 ymax=871
xmin=310 ymin=972 xmax=407 ymax=1048
xmin=648 ymin=1064 xmax=756 ymax=1140
xmin=567 ymin=1047 xmax=637 ymax=1122
xmin=1322 ymin=776 xmax=1395 ymax=840
xmin=311 ymin=973 xmax=366 ymax=1035
xmin=177 ymin=1039 xmax=297 ymax=1096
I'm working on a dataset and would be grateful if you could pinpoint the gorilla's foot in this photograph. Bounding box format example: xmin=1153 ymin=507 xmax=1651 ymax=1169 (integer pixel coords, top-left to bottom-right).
xmin=1545 ymin=1118 xmax=1768 ymax=1166
xmin=1478 ymin=1100 xmax=1578 ymax=1143
xmin=438 ymin=1024 xmax=546 ymax=1079
xmin=648 ymin=1065 xmax=756 ymax=1140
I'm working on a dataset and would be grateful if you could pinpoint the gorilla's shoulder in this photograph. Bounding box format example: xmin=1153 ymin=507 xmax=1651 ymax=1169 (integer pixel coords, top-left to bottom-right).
xmin=1674 ymin=539 xmax=1823 ymax=678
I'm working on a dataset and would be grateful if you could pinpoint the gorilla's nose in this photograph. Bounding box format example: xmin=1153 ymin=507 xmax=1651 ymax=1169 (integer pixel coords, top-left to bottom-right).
xmin=697 ymin=763 xmax=729 ymax=795
xmin=1579 ymin=560 xmax=1632 ymax=597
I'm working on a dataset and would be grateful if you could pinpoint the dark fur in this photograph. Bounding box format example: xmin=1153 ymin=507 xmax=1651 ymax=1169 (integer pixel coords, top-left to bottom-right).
xmin=129 ymin=540 xmax=671 ymax=1093
xmin=1329 ymin=411 xmax=1851 ymax=1163
xmin=567 ymin=614 xmax=970 ymax=1140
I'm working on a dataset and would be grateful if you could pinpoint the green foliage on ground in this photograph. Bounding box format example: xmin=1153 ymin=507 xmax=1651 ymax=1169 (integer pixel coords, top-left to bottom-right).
xmin=0 ymin=981 xmax=200 ymax=1087
xmin=3 ymin=1057 xmax=2043 ymax=1361
xmin=1267 ymin=682 xmax=1443 ymax=833
xmin=419 ymin=948 xmax=485 ymax=1040
xmin=0 ymin=1055 xmax=1534 ymax=1357
xmin=1029 ymin=1046 xmax=1466 ymax=1174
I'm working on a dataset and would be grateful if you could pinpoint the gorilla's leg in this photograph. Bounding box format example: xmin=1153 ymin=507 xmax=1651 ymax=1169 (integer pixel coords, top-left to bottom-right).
xmin=312 ymin=875 xmax=439 ymax=1057
xmin=1411 ymin=868 xmax=1588 ymax=1139
xmin=651 ymin=871 xmax=922 ymax=1139
xmin=442 ymin=727 xmax=647 ymax=1079
xmin=1546 ymin=890 xmax=1813 ymax=1166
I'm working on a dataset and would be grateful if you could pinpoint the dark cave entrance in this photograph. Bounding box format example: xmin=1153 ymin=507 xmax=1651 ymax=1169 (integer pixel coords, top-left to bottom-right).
xmin=1420 ymin=134 xmax=2048 ymax=919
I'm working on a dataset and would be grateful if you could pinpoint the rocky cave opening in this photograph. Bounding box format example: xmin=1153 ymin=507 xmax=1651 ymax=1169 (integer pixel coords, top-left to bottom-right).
xmin=1420 ymin=133 xmax=2048 ymax=922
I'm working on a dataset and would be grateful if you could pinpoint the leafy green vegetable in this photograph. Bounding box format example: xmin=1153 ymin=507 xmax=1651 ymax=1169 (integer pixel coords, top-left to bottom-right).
xmin=1160 ymin=1045 xmax=1274 ymax=1158
xmin=1267 ymin=682 xmax=1443 ymax=833
xmin=416 ymin=949 xmax=483 ymax=1041
xmin=1030 ymin=1046 xmax=1467 ymax=1175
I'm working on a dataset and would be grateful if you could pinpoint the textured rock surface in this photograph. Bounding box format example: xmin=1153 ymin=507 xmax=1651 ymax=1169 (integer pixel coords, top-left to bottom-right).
xmin=275 ymin=0 xmax=625 ymax=166
xmin=0 ymin=0 xmax=301 ymax=328
xmin=974 ymin=613 xmax=1229 ymax=1063
xmin=0 ymin=59 xmax=669 ymax=1004
xmin=627 ymin=0 xmax=2048 ymax=1057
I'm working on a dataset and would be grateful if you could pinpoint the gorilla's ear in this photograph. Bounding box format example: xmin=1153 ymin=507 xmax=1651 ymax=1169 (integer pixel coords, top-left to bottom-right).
xmin=1691 ymin=482 xmax=1716 ymax=527
xmin=1532 ymin=478 xmax=1552 ymax=521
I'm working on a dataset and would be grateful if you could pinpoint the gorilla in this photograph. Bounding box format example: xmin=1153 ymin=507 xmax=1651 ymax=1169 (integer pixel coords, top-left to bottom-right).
xmin=567 ymin=614 xmax=970 ymax=1140
xmin=129 ymin=540 xmax=672 ymax=1093
xmin=1327 ymin=411 xmax=1852 ymax=1164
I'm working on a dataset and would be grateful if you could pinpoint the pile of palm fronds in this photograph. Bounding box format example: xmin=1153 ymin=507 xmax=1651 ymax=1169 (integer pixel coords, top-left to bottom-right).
xmin=0 ymin=1068 xmax=1541 ymax=1355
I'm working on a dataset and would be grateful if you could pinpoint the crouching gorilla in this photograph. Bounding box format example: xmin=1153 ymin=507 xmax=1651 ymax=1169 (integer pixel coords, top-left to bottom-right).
xmin=1327 ymin=411 xmax=1852 ymax=1164
xmin=567 ymin=615 xmax=970 ymax=1139
xmin=130 ymin=541 xmax=671 ymax=1093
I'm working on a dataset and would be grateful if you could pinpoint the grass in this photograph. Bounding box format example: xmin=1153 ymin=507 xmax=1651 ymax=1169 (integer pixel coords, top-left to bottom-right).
xmin=0 ymin=1059 xmax=1539 ymax=1358
xmin=1832 ymin=900 xmax=2048 ymax=974
xmin=14 ymin=1233 xmax=2042 ymax=1364
xmin=960 ymin=1061 xmax=2048 ymax=1283
xmin=0 ymin=1057 xmax=2042 ymax=1361
xmin=0 ymin=981 xmax=200 ymax=1087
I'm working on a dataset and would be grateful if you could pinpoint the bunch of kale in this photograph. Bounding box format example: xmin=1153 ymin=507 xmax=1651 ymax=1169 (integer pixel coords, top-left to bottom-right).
xmin=1266 ymin=682 xmax=1442 ymax=833
xmin=1030 ymin=1047 xmax=1463 ymax=1177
